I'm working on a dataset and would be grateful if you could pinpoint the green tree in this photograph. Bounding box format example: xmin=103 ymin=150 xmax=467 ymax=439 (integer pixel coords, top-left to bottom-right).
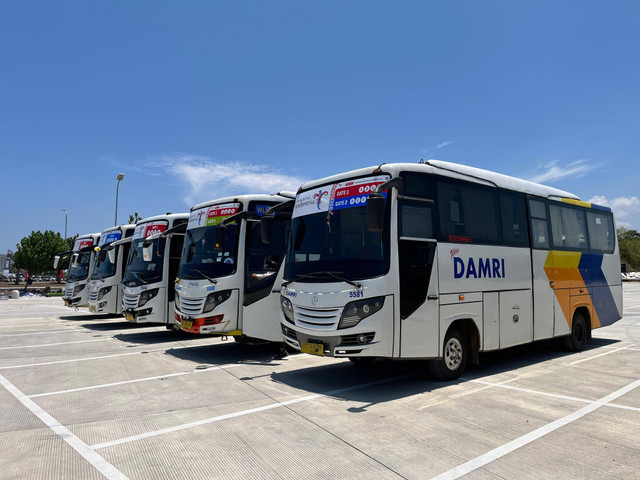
xmin=13 ymin=230 xmax=71 ymax=275
xmin=618 ymin=227 xmax=640 ymax=271
xmin=128 ymin=212 xmax=142 ymax=224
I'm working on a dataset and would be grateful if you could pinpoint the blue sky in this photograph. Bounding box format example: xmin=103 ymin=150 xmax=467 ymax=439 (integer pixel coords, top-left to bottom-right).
xmin=1 ymin=1 xmax=639 ymax=254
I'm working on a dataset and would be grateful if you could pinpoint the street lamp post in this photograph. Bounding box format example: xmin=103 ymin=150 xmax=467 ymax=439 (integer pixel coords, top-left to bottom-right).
xmin=115 ymin=173 xmax=125 ymax=226
xmin=61 ymin=209 xmax=68 ymax=239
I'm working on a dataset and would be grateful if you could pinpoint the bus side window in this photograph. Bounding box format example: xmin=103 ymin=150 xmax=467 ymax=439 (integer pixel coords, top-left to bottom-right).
xmin=399 ymin=202 xmax=434 ymax=239
xmin=587 ymin=211 xmax=615 ymax=253
xmin=528 ymin=199 xmax=549 ymax=249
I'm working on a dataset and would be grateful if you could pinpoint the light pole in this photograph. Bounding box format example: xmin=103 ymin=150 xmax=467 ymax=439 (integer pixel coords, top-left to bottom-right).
xmin=115 ymin=173 xmax=125 ymax=226
xmin=61 ymin=209 xmax=68 ymax=239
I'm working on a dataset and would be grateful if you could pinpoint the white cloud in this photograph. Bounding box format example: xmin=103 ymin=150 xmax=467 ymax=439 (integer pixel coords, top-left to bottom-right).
xmin=433 ymin=141 xmax=455 ymax=150
xmin=588 ymin=195 xmax=640 ymax=229
xmin=526 ymin=159 xmax=595 ymax=184
xmin=158 ymin=154 xmax=309 ymax=206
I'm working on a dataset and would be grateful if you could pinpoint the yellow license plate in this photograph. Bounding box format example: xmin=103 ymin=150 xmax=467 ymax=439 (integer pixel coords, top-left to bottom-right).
xmin=89 ymin=305 xmax=96 ymax=312
xmin=181 ymin=320 xmax=193 ymax=329
xmin=301 ymin=342 xmax=324 ymax=356
xmin=64 ymin=299 xmax=70 ymax=306
xmin=125 ymin=313 xmax=134 ymax=321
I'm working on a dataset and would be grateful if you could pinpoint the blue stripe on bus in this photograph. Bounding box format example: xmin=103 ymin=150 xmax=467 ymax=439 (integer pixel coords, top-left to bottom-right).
xmin=578 ymin=253 xmax=620 ymax=326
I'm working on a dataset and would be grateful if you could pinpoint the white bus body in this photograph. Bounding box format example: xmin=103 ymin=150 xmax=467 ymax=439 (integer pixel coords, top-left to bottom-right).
xmin=61 ymin=233 xmax=101 ymax=308
xmin=121 ymin=213 xmax=189 ymax=325
xmin=279 ymin=160 xmax=622 ymax=379
xmin=87 ymin=224 xmax=135 ymax=314
xmin=174 ymin=194 xmax=291 ymax=342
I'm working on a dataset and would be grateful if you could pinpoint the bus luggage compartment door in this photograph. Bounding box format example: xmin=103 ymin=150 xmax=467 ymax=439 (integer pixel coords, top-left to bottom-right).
xmin=499 ymin=289 xmax=532 ymax=348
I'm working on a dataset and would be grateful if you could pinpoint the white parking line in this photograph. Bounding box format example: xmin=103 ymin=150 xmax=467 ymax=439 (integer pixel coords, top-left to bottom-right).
xmin=0 ymin=330 xmax=77 ymax=337
xmin=0 ymin=322 xmax=54 ymax=328
xmin=470 ymin=379 xmax=640 ymax=412
xmin=0 ymin=339 xmax=109 ymax=350
xmin=569 ymin=344 xmax=634 ymax=365
xmin=429 ymin=378 xmax=640 ymax=480
xmin=29 ymin=363 xmax=245 ymax=398
xmin=90 ymin=373 xmax=414 ymax=450
xmin=0 ymin=340 xmax=221 ymax=369
xmin=0 ymin=373 xmax=129 ymax=480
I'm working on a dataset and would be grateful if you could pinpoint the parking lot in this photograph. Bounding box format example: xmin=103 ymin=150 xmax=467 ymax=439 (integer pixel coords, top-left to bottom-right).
xmin=1 ymin=284 xmax=639 ymax=480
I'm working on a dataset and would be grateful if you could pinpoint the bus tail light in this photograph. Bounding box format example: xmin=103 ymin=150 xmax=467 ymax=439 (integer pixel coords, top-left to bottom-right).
xmin=338 ymin=297 xmax=385 ymax=329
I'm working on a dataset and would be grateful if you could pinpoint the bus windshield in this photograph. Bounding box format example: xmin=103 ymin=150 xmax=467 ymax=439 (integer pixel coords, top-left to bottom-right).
xmin=178 ymin=223 xmax=240 ymax=280
xmin=91 ymin=249 xmax=116 ymax=280
xmin=123 ymin=237 xmax=166 ymax=286
xmin=67 ymin=252 xmax=92 ymax=282
xmin=285 ymin=205 xmax=389 ymax=282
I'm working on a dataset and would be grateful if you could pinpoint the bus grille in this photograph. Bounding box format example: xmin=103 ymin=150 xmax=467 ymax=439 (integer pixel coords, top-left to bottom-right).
xmin=177 ymin=296 xmax=205 ymax=315
xmin=123 ymin=293 xmax=139 ymax=309
xmin=65 ymin=286 xmax=74 ymax=298
xmin=88 ymin=291 xmax=99 ymax=303
xmin=293 ymin=305 xmax=342 ymax=330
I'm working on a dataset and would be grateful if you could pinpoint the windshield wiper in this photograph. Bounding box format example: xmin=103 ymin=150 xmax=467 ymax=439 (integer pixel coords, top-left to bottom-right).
xmin=283 ymin=271 xmax=361 ymax=290
xmin=195 ymin=269 xmax=217 ymax=284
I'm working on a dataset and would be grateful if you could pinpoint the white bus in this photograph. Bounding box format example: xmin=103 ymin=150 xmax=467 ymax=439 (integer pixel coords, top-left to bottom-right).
xmin=275 ymin=160 xmax=622 ymax=379
xmin=56 ymin=233 xmax=101 ymax=308
xmin=121 ymin=213 xmax=189 ymax=326
xmin=174 ymin=193 xmax=293 ymax=342
xmin=87 ymin=224 xmax=135 ymax=314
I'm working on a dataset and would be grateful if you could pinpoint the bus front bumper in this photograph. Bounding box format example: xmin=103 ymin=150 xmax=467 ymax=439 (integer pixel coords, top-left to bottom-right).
xmin=281 ymin=323 xmax=378 ymax=358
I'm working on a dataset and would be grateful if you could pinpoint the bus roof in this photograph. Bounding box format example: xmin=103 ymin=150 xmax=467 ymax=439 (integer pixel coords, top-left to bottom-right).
xmin=136 ymin=213 xmax=189 ymax=226
xmin=296 ymin=160 xmax=581 ymax=201
xmin=191 ymin=193 xmax=294 ymax=212
xmin=100 ymin=224 xmax=136 ymax=235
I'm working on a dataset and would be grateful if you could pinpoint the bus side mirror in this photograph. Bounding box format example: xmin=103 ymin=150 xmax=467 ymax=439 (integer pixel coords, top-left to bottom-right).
xmin=260 ymin=216 xmax=274 ymax=244
xmin=214 ymin=226 xmax=226 ymax=250
xmin=367 ymin=193 xmax=386 ymax=232
xmin=53 ymin=256 xmax=60 ymax=269
xmin=107 ymin=248 xmax=116 ymax=264
xmin=142 ymin=242 xmax=153 ymax=261
xmin=71 ymin=253 xmax=79 ymax=267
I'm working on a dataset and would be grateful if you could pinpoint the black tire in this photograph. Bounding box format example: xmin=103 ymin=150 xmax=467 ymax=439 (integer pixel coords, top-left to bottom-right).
xmin=429 ymin=328 xmax=468 ymax=381
xmin=564 ymin=312 xmax=588 ymax=352
xmin=348 ymin=357 xmax=376 ymax=367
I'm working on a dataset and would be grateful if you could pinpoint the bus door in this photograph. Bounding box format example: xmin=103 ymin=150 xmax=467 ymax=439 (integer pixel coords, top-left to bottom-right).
xmin=397 ymin=199 xmax=439 ymax=358
xmin=528 ymin=198 xmax=556 ymax=339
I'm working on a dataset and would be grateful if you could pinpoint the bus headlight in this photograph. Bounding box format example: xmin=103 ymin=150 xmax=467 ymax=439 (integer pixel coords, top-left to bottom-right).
xmin=98 ymin=286 xmax=112 ymax=300
xmin=203 ymin=290 xmax=232 ymax=313
xmin=138 ymin=288 xmax=159 ymax=307
xmin=338 ymin=296 xmax=385 ymax=329
xmin=72 ymin=284 xmax=86 ymax=296
xmin=280 ymin=296 xmax=295 ymax=324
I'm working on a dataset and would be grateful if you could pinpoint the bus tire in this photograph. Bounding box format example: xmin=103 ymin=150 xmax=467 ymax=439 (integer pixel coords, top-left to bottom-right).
xmin=564 ymin=312 xmax=588 ymax=352
xmin=429 ymin=328 xmax=467 ymax=381
xmin=348 ymin=357 xmax=376 ymax=367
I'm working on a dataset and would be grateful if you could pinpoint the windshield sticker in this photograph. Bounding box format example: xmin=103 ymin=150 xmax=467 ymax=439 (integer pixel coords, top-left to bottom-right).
xmin=73 ymin=238 xmax=95 ymax=251
xmin=133 ymin=221 xmax=168 ymax=239
xmin=293 ymin=175 xmax=390 ymax=218
xmin=188 ymin=203 xmax=241 ymax=229
xmin=99 ymin=231 xmax=122 ymax=246
xmin=254 ymin=204 xmax=271 ymax=216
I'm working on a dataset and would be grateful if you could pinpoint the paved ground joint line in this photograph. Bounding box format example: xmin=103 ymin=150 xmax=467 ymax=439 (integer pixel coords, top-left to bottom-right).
xmin=0 ymin=338 xmax=110 ymax=350
xmin=0 ymin=373 xmax=129 ymax=480
xmin=91 ymin=373 xmax=414 ymax=450
xmin=429 ymin=377 xmax=640 ymax=480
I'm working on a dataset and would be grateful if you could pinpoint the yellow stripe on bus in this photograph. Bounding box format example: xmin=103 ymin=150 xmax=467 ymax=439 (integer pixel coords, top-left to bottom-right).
xmin=561 ymin=198 xmax=591 ymax=208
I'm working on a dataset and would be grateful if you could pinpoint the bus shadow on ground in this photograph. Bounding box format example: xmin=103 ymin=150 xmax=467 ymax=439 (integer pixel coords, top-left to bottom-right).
xmin=59 ymin=314 xmax=123 ymax=321
xmin=112 ymin=329 xmax=199 ymax=344
xmin=164 ymin=340 xmax=283 ymax=366
xmin=81 ymin=321 xmax=155 ymax=331
xmin=267 ymin=337 xmax=622 ymax=412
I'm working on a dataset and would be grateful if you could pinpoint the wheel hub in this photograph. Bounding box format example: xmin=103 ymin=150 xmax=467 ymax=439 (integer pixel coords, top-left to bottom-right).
xmin=444 ymin=338 xmax=463 ymax=370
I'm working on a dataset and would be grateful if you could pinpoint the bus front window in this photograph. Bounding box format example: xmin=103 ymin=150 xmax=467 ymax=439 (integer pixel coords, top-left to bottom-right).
xmin=178 ymin=224 xmax=240 ymax=280
xmin=67 ymin=252 xmax=91 ymax=282
xmin=285 ymin=205 xmax=390 ymax=282
xmin=123 ymin=238 xmax=166 ymax=286
xmin=91 ymin=249 xmax=117 ymax=280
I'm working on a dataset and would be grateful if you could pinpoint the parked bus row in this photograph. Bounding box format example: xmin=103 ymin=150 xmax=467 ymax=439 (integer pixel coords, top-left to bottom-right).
xmin=54 ymin=160 xmax=623 ymax=379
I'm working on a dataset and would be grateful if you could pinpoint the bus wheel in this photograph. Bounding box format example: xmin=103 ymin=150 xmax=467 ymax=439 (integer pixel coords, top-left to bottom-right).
xmin=429 ymin=328 xmax=467 ymax=381
xmin=564 ymin=312 xmax=588 ymax=352
xmin=348 ymin=357 xmax=376 ymax=367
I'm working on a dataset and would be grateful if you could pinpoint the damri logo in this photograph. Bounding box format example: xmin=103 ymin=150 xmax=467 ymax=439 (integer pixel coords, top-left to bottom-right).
xmin=452 ymin=249 xmax=506 ymax=279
